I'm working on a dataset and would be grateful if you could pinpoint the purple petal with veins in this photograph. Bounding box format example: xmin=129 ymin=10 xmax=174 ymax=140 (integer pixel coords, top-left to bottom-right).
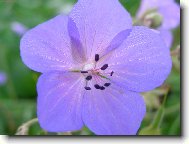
xmin=68 ymin=18 xmax=86 ymax=63
xmin=69 ymin=0 xmax=132 ymax=60
xmin=20 ymin=15 xmax=78 ymax=73
xmin=82 ymin=85 xmax=146 ymax=135
xmin=37 ymin=72 xmax=84 ymax=132
xmin=100 ymin=26 xmax=172 ymax=92
xmin=104 ymin=29 xmax=131 ymax=55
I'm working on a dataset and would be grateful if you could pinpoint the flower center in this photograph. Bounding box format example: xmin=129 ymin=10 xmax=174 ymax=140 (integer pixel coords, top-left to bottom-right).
xmin=71 ymin=54 xmax=114 ymax=91
xmin=82 ymin=62 xmax=95 ymax=71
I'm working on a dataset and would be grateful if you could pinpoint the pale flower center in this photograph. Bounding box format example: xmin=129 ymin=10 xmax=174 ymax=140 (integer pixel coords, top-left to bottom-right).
xmin=71 ymin=54 xmax=114 ymax=91
xmin=82 ymin=62 xmax=95 ymax=71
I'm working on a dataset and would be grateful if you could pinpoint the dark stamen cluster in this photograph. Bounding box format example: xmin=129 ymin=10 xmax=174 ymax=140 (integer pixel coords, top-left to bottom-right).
xmin=83 ymin=54 xmax=113 ymax=91
xmin=94 ymin=84 xmax=107 ymax=90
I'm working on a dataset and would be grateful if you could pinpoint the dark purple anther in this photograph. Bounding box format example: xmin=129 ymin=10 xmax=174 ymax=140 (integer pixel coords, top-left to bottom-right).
xmin=100 ymin=86 xmax=105 ymax=90
xmin=81 ymin=71 xmax=88 ymax=73
xmin=95 ymin=54 xmax=99 ymax=62
xmin=110 ymin=71 xmax=114 ymax=76
xmin=86 ymin=75 xmax=92 ymax=80
xmin=100 ymin=64 xmax=108 ymax=70
xmin=104 ymin=83 xmax=111 ymax=87
xmin=85 ymin=86 xmax=91 ymax=90
xmin=94 ymin=84 xmax=101 ymax=89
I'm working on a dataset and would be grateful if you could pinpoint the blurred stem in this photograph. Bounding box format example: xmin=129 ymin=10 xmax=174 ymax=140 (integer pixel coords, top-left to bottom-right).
xmin=151 ymin=86 xmax=169 ymax=129
xmin=0 ymin=45 xmax=17 ymax=99
xmin=171 ymin=45 xmax=180 ymax=58
xmin=168 ymin=114 xmax=180 ymax=134
xmin=162 ymin=89 xmax=168 ymax=107
xmin=16 ymin=118 xmax=38 ymax=135
xmin=139 ymin=86 xmax=170 ymax=135
xmin=23 ymin=118 xmax=38 ymax=126
xmin=171 ymin=45 xmax=180 ymax=72
xmin=151 ymin=107 xmax=164 ymax=129
xmin=165 ymin=103 xmax=180 ymax=116
xmin=57 ymin=132 xmax=72 ymax=135
xmin=0 ymin=101 xmax=16 ymax=133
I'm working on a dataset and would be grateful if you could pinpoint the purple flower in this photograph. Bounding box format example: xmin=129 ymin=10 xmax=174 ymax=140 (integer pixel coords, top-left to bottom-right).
xmin=137 ymin=0 xmax=180 ymax=49
xmin=137 ymin=0 xmax=180 ymax=30
xmin=20 ymin=0 xmax=172 ymax=135
xmin=0 ymin=72 xmax=7 ymax=85
xmin=159 ymin=29 xmax=173 ymax=49
xmin=11 ymin=21 xmax=27 ymax=36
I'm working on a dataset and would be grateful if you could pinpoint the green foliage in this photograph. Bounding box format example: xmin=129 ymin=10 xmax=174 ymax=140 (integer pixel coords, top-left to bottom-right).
xmin=119 ymin=0 xmax=141 ymax=16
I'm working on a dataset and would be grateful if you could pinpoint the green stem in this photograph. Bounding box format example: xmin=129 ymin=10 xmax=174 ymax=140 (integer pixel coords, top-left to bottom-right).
xmin=151 ymin=88 xmax=169 ymax=129
xmin=168 ymin=114 xmax=180 ymax=134
xmin=0 ymin=101 xmax=16 ymax=133
xmin=151 ymin=107 xmax=164 ymax=129
xmin=0 ymin=45 xmax=17 ymax=99
xmin=165 ymin=103 xmax=180 ymax=115
xmin=15 ymin=118 xmax=38 ymax=135
xmin=162 ymin=89 xmax=168 ymax=107
xmin=23 ymin=118 xmax=38 ymax=126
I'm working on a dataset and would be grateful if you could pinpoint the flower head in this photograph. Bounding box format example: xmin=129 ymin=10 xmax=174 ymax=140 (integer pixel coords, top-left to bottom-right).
xmin=20 ymin=0 xmax=172 ymax=135
xmin=0 ymin=72 xmax=7 ymax=86
xmin=11 ymin=21 xmax=27 ymax=36
xmin=137 ymin=0 xmax=180 ymax=49
xmin=137 ymin=0 xmax=180 ymax=30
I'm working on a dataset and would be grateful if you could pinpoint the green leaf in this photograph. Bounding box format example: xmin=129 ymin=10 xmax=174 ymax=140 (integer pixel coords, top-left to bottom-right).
xmin=119 ymin=0 xmax=141 ymax=16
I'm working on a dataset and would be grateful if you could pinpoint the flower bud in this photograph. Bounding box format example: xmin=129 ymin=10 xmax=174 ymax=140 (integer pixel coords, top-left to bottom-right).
xmin=143 ymin=11 xmax=163 ymax=28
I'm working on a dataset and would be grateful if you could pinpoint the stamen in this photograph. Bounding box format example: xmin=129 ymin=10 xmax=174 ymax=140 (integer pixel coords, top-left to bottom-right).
xmin=81 ymin=71 xmax=88 ymax=73
xmin=100 ymin=86 xmax=105 ymax=90
xmin=110 ymin=71 xmax=114 ymax=76
xmin=95 ymin=54 xmax=99 ymax=62
xmin=85 ymin=86 xmax=91 ymax=90
xmin=86 ymin=75 xmax=92 ymax=80
xmin=100 ymin=64 xmax=108 ymax=70
xmin=104 ymin=83 xmax=111 ymax=87
xmin=94 ymin=84 xmax=101 ymax=89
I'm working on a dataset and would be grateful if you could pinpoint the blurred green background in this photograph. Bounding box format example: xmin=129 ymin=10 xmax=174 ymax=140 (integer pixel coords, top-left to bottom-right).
xmin=0 ymin=0 xmax=180 ymax=135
